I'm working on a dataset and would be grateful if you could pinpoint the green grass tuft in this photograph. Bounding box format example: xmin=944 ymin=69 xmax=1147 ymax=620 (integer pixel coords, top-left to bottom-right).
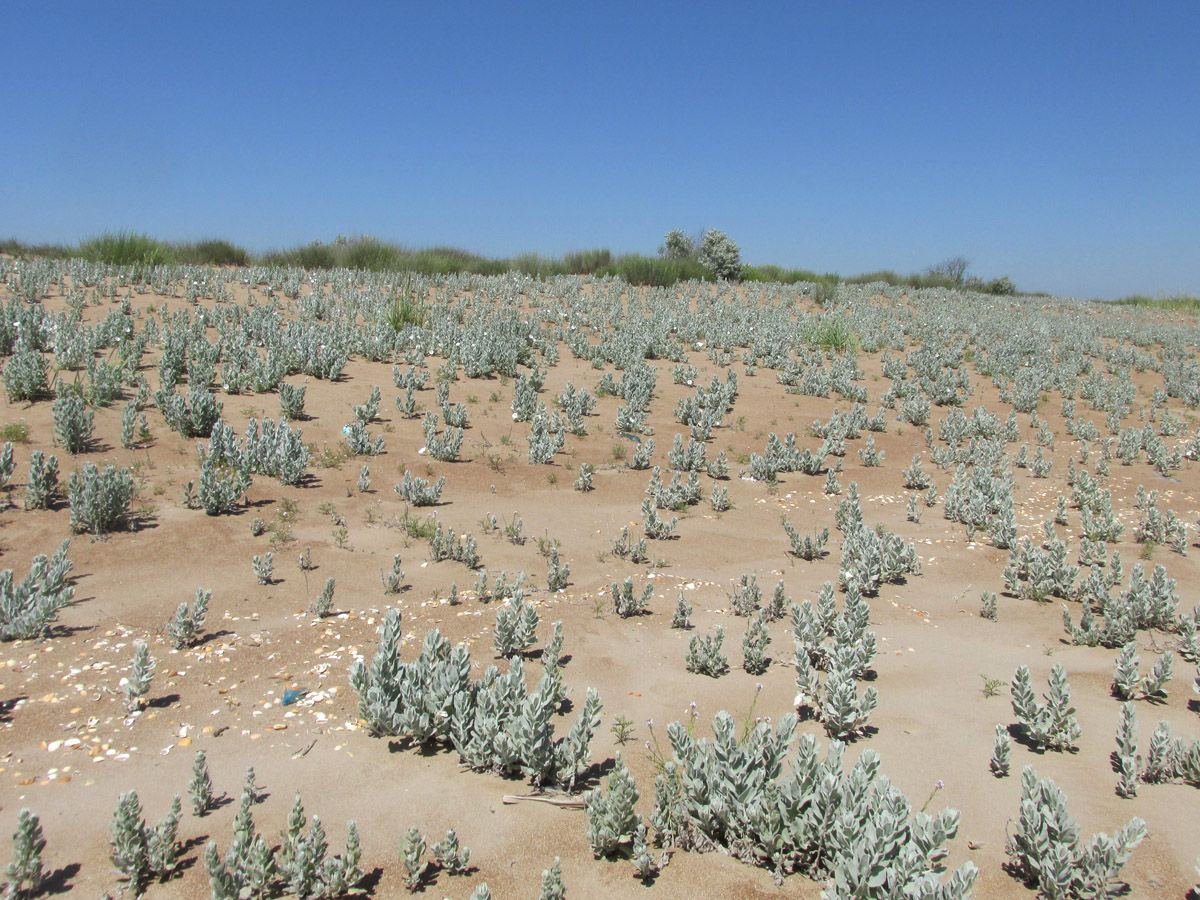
xmin=0 ymin=422 xmax=31 ymax=442
xmin=0 ymin=229 xmax=1039 ymax=296
xmin=343 ymin=237 xmax=403 ymax=271
xmin=0 ymin=237 xmax=74 ymax=259
xmin=741 ymin=264 xmax=839 ymax=286
xmin=805 ymin=314 xmax=857 ymax=352
xmin=383 ymin=273 xmax=427 ymax=330
xmin=171 ymin=238 xmax=250 ymax=266
xmin=596 ymin=254 xmax=713 ymax=286
xmin=1110 ymin=293 xmax=1200 ymax=314
xmin=78 ymin=231 xmax=173 ymax=267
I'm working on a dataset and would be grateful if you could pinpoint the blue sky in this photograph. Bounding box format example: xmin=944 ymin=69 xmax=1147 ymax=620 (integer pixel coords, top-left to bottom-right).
xmin=3 ymin=2 xmax=1197 ymax=299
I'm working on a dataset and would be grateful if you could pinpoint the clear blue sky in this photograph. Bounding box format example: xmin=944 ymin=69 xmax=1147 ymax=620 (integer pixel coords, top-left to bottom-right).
xmin=4 ymin=2 xmax=1197 ymax=300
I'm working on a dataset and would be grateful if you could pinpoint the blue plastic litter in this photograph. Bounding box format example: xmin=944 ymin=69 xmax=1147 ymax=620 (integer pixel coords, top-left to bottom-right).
xmin=283 ymin=687 xmax=307 ymax=706
xmin=617 ymin=432 xmax=642 ymax=444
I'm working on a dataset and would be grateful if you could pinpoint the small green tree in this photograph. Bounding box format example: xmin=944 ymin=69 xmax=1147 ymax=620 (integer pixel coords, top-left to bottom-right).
xmin=698 ymin=229 xmax=742 ymax=280
xmin=926 ymin=256 xmax=970 ymax=288
xmin=658 ymin=230 xmax=696 ymax=260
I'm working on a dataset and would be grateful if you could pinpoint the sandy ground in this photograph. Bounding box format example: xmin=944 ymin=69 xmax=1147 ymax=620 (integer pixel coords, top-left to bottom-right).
xmin=1 ymin=274 xmax=1198 ymax=899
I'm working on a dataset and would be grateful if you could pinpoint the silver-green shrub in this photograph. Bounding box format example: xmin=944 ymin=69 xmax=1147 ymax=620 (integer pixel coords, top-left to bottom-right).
xmin=823 ymin=467 xmax=842 ymax=495
xmin=652 ymin=711 xmax=977 ymax=892
xmin=431 ymin=828 xmax=471 ymax=877
xmin=381 ymin=555 xmax=405 ymax=595
xmin=573 ymin=463 xmax=594 ymax=492
xmin=1005 ymin=535 xmax=1078 ymax=603
xmin=526 ymin=404 xmax=565 ymax=464
xmin=493 ymin=592 xmax=539 ymax=657
xmin=22 ymin=450 xmax=59 ymax=510
xmin=668 ymin=434 xmax=706 ymax=472
xmin=706 ymin=450 xmax=729 ymax=479
xmin=857 ymin=434 xmax=884 ymax=466
xmin=243 ymin=417 xmax=310 ymax=485
xmin=729 ymin=573 xmax=761 ymax=617
xmin=278 ymin=382 xmax=306 ymax=420
xmin=350 ymin=614 xmax=470 ymax=744
xmin=277 ymin=798 xmax=361 ymax=900
xmin=68 ymin=463 xmax=134 ymax=534
xmin=0 ymin=544 xmax=74 ymax=642
xmin=783 ymin=521 xmax=828 ymax=560
xmin=1141 ymin=719 xmax=1200 ymax=786
xmin=109 ymin=791 xmax=181 ymax=894
xmin=641 ymin=498 xmax=677 ymax=539
xmin=795 ymin=643 xmax=879 ymax=741
xmin=122 ymin=643 xmax=155 ymax=712
xmin=208 ymin=791 xmax=360 ymax=900
xmin=1010 ymin=664 xmax=1081 ymax=752
xmin=4 ymin=808 xmax=46 ymax=900
xmin=252 ymin=553 xmax=274 ymax=586
xmin=611 ymin=577 xmax=651 ymax=618
xmin=345 ymin=421 xmax=385 ymax=456
xmin=195 ymin=449 xmax=249 ymax=516
xmin=428 ymin=522 xmax=480 ymax=569
xmin=353 ymin=385 xmax=381 ymax=427
xmin=1132 ymin=652 xmax=1171 ymax=700
xmin=545 ymin=547 xmax=569 ymax=592
xmin=838 ymin=518 xmax=919 ymax=596
xmin=395 ymin=386 xmax=418 ymax=418
xmin=539 ymin=856 xmax=566 ymax=899
xmin=685 ymin=626 xmax=728 ymax=677
xmin=395 ymin=471 xmax=445 ymax=506
xmin=0 ymin=442 xmax=13 ymax=488
xmin=511 ymin=373 xmax=538 ymax=422
xmin=311 ymin=577 xmax=335 ymax=617
xmin=629 ymin=437 xmax=655 ymax=470
xmin=671 ymin=593 xmax=693 ymax=629
xmin=204 ymin=788 xmax=273 ymax=900
xmin=980 ymin=590 xmax=998 ymax=621
xmin=51 ymin=389 xmax=93 ymax=455
xmin=902 ymin=453 xmax=932 ymax=490
xmin=451 ymin=672 xmax=601 ymax=789
xmin=3 ymin=346 xmax=51 ymax=403
xmin=1114 ymin=703 xmax=1139 ymax=798
xmin=423 ymin=416 xmax=463 ymax=462
xmin=398 ymin=825 xmax=427 ymax=892
xmin=585 ymin=753 xmax=640 ymax=857
xmin=189 ymin=749 xmax=214 ymax=817
xmin=1006 ymin=766 xmax=1145 ymax=899
xmin=741 ymin=611 xmax=771 ymax=675
xmin=611 ymin=526 xmax=648 ymax=563
xmin=155 ymin=384 xmax=223 ymax=439
xmin=166 ymin=587 xmax=210 ymax=649
xmin=991 ymin=724 xmax=1011 ymax=777
xmin=392 ymin=365 xmax=429 ymax=392
xmin=1063 ymin=561 xmax=1179 ymax=648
